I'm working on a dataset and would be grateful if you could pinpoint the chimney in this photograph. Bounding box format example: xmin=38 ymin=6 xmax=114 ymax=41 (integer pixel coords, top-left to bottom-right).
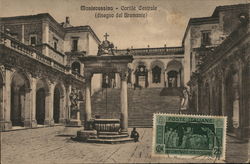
xmin=66 ymin=17 xmax=70 ymax=24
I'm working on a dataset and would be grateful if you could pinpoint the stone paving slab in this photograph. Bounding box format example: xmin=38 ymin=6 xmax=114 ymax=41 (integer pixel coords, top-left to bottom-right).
xmin=0 ymin=126 xmax=249 ymax=163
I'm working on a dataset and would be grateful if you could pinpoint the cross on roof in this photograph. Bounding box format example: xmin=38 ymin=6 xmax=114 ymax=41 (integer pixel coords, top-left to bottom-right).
xmin=104 ymin=33 xmax=109 ymax=41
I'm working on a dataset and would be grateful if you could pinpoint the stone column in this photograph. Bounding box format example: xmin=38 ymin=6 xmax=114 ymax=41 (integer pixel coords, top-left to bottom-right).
xmin=232 ymin=73 xmax=240 ymax=129
xmin=148 ymin=70 xmax=152 ymax=87
xmin=84 ymin=73 xmax=92 ymax=129
xmin=26 ymin=77 xmax=37 ymax=127
xmin=161 ymin=71 xmax=165 ymax=87
xmin=165 ymin=71 xmax=169 ymax=88
xmin=131 ymin=69 xmax=135 ymax=85
xmin=23 ymin=87 xmax=33 ymax=127
xmin=177 ymin=72 xmax=181 ymax=87
xmin=115 ymin=73 xmax=120 ymax=88
xmin=2 ymin=69 xmax=12 ymax=130
xmin=120 ymin=72 xmax=128 ymax=133
xmin=58 ymin=86 xmax=66 ymax=124
xmin=45 ymin=81 xmax=55 ymax=126
xmin=66 ymin=85 xmax=72 ymax=121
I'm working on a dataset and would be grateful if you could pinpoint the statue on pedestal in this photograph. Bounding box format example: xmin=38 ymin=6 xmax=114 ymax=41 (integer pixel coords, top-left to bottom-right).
xmin=97 ymin=33 xmax=115 ymax=56
xmin=180 ymin=87 xmax=191 ymax=112
xmin=69 ymin=89 xmax=79 ymax=119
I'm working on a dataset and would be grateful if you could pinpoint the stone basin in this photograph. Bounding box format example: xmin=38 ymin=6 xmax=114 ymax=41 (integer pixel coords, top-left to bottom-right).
xmin=94 ymin=119 xmax=120 ymax=133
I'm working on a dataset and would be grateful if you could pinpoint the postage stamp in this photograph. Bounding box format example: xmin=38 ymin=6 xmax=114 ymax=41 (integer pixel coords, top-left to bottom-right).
xmin=152 ymin=113 xmax=227 ymax=160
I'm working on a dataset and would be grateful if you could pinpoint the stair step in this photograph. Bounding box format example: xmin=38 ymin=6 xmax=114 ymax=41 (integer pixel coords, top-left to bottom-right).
xmin=92 ymin=88 xmax=181 ymax=127
xmin=87 ymin=137 xmax=134 ymax=144
xmin=98 ymin=134 xmax=129 ymax=139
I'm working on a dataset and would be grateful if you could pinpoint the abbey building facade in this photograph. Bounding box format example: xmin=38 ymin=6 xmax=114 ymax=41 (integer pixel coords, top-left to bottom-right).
xmin=0 ymin=3 xmax=249 ymax=140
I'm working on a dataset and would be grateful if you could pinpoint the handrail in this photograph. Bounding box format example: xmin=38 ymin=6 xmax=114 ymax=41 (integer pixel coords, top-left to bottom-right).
xmin=116 ymin=46 xmax=184 ymax=55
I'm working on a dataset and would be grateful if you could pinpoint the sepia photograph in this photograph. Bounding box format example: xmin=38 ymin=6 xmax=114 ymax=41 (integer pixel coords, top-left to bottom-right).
xmin=0 ymin=0 xmax=249 ymax=163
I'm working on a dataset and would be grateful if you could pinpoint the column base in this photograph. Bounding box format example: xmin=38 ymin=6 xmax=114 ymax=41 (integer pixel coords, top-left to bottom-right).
xmin=67 ymin=119 xmax=82 ymax=127
xmin=24 ymin=119 xmax=37 ymax=128
xmin=0 ymin=121 xmax=12 ymax=131
xmin=120 ymin=129 xmax=128 ymax=135
xmin=59 ymin=118 xmax=67 ymax=125
xmin=44 ymin=119 xmax=54 ymax=126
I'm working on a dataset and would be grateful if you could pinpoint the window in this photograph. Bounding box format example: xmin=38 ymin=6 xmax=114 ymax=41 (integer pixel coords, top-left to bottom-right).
xmin=29 ymin=35 xmax=37 ymax=46
xmin=72 ymin=39 xmax=78 ymax=51
xmin=53 ymin=38 xmax=58 ymax=50
xmin=201 ymin=31 xmax=211 ymax=46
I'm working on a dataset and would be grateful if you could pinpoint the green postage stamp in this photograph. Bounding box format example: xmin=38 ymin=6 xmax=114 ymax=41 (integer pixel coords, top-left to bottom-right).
xmin=152 ymin=113 xmax=227 ymax=160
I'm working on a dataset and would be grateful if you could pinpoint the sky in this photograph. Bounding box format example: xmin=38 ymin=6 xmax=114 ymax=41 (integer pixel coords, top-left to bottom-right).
xmin=0 ymin=0 xmax=249 ymax=49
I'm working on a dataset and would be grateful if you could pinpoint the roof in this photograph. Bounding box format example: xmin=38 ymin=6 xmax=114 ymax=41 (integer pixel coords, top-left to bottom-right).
xmin=0 ymin=13 xmax=64 ymax=32
xmin=212 ymin=3 xmax=250 ymax=17
xmin=181 ymin=16 xmax=219 ymax=45
xmin=0 ymin=13 xmax=101 ymax=43
xmin=181 ymin=3 xmax=249 ymax=45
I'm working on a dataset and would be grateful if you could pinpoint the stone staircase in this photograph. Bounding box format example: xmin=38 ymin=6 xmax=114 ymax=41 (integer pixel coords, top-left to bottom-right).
xmin=92 ymin=88 xmax=181 ymax=127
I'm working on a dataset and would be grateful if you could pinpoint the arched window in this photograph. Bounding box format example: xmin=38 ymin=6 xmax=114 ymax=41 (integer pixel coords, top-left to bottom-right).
xmin=152 ymin=66 xmax=161 ymax=83
xmin=72 ymin=62 xmax=81 ymax=74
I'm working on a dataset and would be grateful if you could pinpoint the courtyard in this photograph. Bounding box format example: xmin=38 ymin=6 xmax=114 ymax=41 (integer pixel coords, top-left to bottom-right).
xmin=1 ymin=126 xmax=249 ymax=163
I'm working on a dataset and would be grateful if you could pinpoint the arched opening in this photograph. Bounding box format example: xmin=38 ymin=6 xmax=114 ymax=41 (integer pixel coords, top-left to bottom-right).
xmin=11 ymin=72 xmax=30 ymax=126
xmin=53 ymin=84 xmax=64 ymax=124
xmin=72 ymin=62 xmax=81 ymax=74
xmin=135 ymin=64 xmax=148 ymax=88
xmin=53 ymin=87 xmax=60 ymax=123
xmin=152 ymin=66 xmax=161 ymax=83
xmin=166 ymin=60 xmax=183 ymax=88
xmin=167 ymin=71 xmax=178 ymax=87
xmin=36 ymin=88 xmax=46 ymax=124
xmin=36 ymin=79 xmax=49 ymax=125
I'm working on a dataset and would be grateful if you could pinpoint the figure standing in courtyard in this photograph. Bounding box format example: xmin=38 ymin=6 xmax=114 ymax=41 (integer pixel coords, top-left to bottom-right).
xmin=130 ymin=127 xmax=139 ymax=142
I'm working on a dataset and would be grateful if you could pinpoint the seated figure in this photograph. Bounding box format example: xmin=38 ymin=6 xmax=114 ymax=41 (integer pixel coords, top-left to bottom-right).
xmin=130 ymin=127 xmax=139 ymax=142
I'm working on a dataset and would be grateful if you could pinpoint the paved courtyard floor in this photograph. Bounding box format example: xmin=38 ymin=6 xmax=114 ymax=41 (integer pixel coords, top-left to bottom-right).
xmin=1 ymin=126 xmax=249 ymax=163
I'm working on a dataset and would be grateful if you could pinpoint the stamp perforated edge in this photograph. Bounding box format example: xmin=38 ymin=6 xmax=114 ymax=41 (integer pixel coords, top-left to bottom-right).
xmin=151 ymin=113 xmax=227 ymax=161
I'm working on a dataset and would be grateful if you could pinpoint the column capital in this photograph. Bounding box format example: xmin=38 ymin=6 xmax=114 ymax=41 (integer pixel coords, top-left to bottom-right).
xmin=119 ymin=72 xmax=128 ymax=81
xmin=84 ymin=72 xmax=93 ymax=82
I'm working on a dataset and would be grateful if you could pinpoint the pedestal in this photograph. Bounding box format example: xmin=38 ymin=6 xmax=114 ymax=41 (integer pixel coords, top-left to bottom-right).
xmin=68 ymin=111 xmax=81 ymax=127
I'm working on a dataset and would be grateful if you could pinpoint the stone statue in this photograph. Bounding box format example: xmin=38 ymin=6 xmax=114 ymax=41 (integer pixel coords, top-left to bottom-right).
xmin=97 ymin=33 xmax=115 ymax=56
xmin=69 ymin=89 xmax=79 ymax=111
xmin=180 ymin=87 xmax=190 ymax=111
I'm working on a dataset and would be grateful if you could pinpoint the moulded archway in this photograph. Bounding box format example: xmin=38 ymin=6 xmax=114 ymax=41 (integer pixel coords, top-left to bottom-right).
xmin=166 ymin=60 xmax=183 ymax=87
xmin=10 ymin=71 xmax=30 ymax=126
xmin=135 ymin=62 xmax=148 ymax=88
xmin=150 ymin=60 xmax=164 ymax=86
xmin=152 ymin=66 xmax=162 ymax=83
